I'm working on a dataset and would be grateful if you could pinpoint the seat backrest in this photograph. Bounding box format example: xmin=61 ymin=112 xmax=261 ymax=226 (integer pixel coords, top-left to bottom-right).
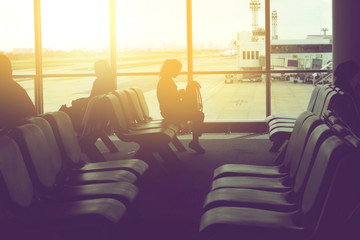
xmin=80 ymin=94 xmax=110 ymax=139
xmin=312 ymin=86 xmax=334 ymax=115
xmin=0 ymin=136 xmax=34 ymax=211
xmin=287 ymin=115 xmax=323 ymax=181
xmin=301 ymin=135 xmax=350 ymax=228
xmin=43 ymin=111 xmax=82 ymax=167
xmin=131 ymin=87 xmax=151 ymax=120
xmin=9 ymin=124 xmax=57 ymax=192
xmin=319 ymin=90 xmax=340 ymax=117
xmin=104 ymin=93 xmax=130 ymax=133
xmin=293 ymin=124 xmax=333 ymax=198
xmin=25 ymin=117 xmax=63 ymax=174
xmin=113 ymin=90 xmax=136 ymax=127
xmin=281 ymin=111 xmax=315 ymax=169
xmin=124 ymin=89 xmax=146 ymax=123
xmin=307 ymin=85 xmax=322 ymax=112
xmin=311 ymin=144 xmax=360 ymax=239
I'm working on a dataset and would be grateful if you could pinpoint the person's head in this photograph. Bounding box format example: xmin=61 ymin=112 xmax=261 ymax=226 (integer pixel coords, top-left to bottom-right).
xmin=0 ymin=53 xmax=13 ymax=81
xmin=94 ymin=60 xmax=111 ymax=78
xmin=334 ymin=60 xmax=359 ymax=90
xmin=159 ymin=59 xmax=182 ymax=79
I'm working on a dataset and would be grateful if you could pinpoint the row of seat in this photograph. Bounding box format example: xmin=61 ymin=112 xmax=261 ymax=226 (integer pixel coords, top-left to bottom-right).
xmin=199 ymin=111 xmax=360 ymax=240
xmin=0 ymin=87 xmax=185 ymax=239
xmin=266 ymin=84 xmax=342 ymax=152
xmin=0 ymin=109 xmax=152 ymax=239
xmin=77 ymin=87 xmax=186 ymax=175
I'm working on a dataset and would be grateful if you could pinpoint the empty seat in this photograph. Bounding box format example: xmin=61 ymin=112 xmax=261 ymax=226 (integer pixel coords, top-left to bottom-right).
xmin=0 ymin=135 xmax=127 ymax=240
xmin=130 ymin=87 xmax=159 ymax=121
xmin=200 ymin=135 xmax=355 ymax=240
xmin=79 ymin=94 xmax=120 ymax=159
xmin=268 ymin=85 xmax=339 ymax=152
xmin=210 ymin=115 xmax=330 ymax=193
xmin=43 ymin=111 xmax=148 ymax=178
xmin=26 ymin=116 xmax=139 ymax=185
xmin=213 ymin=111 xmax=316 ymax=180
xmin=103 ymin=92 xmax=181 ymax=172
xmin=9 ymin=123 xmax=138 ymax=207
xmin=265 ymin=85 xmax=322 ymax=125
xmin=203 ymin=123 xmax=333 ymax=212
xmin=122 ymin=88 xmax=186 ymax=152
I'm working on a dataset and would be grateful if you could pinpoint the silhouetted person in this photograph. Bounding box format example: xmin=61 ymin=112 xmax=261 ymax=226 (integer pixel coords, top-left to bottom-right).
xmin=332 ymin=60 xmax=360 ymax=137
xmin=157 ymin=59 xmax=205 ymax=153
xmin=60 ymin=60 xmax=115 ymax=131
xmin=333 ymin=59 xmax=359 ymax=93
xmin=90 ymin=60 xmax=116 ymax=97
xmin=0 ymin=54 xmax=36 ymax=130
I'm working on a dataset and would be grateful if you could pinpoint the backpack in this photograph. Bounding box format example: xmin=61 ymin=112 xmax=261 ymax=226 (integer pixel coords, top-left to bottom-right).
xmin=184 ymin=81 xmax=203 ymax=112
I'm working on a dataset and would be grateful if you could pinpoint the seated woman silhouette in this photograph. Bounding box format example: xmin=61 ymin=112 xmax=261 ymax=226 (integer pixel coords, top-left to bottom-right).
xmin=0 ymin=54 xmax=36 ymax=129
xmin=157 ymin=59 xmax=205 ymax=153
xmin=60 ymin=60 xmax=115 ymax=131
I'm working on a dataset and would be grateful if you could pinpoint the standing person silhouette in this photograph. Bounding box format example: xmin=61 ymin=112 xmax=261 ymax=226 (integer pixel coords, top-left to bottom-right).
xmin=60 ymin=59 xmax=116 ymax=131
xmin=0 ymin=54 xmax=36 ymax=130
xmin=157 ymin=59 xmax=205 ymax=154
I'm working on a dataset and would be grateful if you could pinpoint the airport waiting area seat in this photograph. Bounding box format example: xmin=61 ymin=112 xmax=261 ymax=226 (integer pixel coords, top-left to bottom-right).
xmin=267 ymin=84 xmax=341 ymax=152
xmin=43 ymin=111 xmax=148 ymax=179
xmin=213 ymin=111 xmax=319 ymax=180
xmin=25 ymin=116 xmax=141 ymax=185
xmin=101 ymin=91 xmax=183 ymax=174
xmin=204 ymin=117 xmax=331 ymax=212
xmin=119 ymin=88 xmax=186 ymax=152
xmin=199 ymin=110 xmax=360 ymax=240
xmin=210 ymin=114 xmax=327 ymax=193
xmin=0 ymin=135 xmax=129 ymax=240
xmin=69 ymin=87 xmax=187 ymax=175
xmin=8 ymin=123 xmax=139 ymax=207
xmin=77 ymin=94 xmax=121 ymax=160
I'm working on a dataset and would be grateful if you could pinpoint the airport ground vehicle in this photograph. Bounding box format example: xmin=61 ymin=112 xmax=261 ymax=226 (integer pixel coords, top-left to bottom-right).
xmin=225 ymin=74 xmax=234 ymax=84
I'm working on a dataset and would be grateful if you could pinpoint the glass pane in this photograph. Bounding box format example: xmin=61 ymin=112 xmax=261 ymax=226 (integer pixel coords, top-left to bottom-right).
xmin=193 ymin=0 xmax=265 ymax=71
xmin=115 ymin=0 xmax=187 ymax=73
xmin=41 ymin=0 xmax=110 ymax=74
xmin=0 ymin=1 xmax=35 ymax=75
xmin=196 ymin=74 xmax=266 ymax=121
xmin=270 ymin=72 xmax=333 ymax=117
xmin=43 ymin=77 xmax=94 ymax=112
xmin=116 ymin=74 xmax=265 ymax=122
xmin=270 ymin=0 xmax=333 ymax=71
xmin=270 ymin=0 xmax=333 ymax=117
xmin=122 ymin=73 xmax=267 ymax=122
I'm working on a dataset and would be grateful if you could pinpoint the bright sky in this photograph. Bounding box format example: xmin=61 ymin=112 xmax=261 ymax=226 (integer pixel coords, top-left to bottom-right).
xmin=0 ymin=0 xmax=332 ymax=52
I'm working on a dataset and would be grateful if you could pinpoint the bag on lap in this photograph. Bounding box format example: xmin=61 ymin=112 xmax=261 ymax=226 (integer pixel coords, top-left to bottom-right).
xmin=184 ymin=81 xmax=203 ymax=112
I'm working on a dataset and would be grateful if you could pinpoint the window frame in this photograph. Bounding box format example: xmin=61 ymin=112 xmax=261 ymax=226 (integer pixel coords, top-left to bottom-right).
xmin=19 ymin=0 xmax=332 ymax=120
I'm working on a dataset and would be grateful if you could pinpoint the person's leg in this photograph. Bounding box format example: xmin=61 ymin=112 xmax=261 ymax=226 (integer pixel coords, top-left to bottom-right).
xmin=189 ymin=111 xmax=205 ymax=153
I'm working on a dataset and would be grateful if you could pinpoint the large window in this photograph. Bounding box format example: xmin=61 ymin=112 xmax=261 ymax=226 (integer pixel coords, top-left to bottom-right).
xmin=0 ymin=0 xmax=36 ymax=105
xmin=41 ymin=0 xmax=110 ymax=111
xmin=116 ymin=0 xmax=187 ymax=73
xmin=1 ymin=0 xmax=332 ymax=123
xmin=270 ymin=0 xmax=332 ymax=117
xmin=41 ymin=0 xmax=110 ymax=74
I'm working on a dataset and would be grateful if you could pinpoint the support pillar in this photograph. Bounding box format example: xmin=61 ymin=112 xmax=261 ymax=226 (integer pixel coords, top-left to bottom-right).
xmin=333 ymin=0 xmax=360 ymax=69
